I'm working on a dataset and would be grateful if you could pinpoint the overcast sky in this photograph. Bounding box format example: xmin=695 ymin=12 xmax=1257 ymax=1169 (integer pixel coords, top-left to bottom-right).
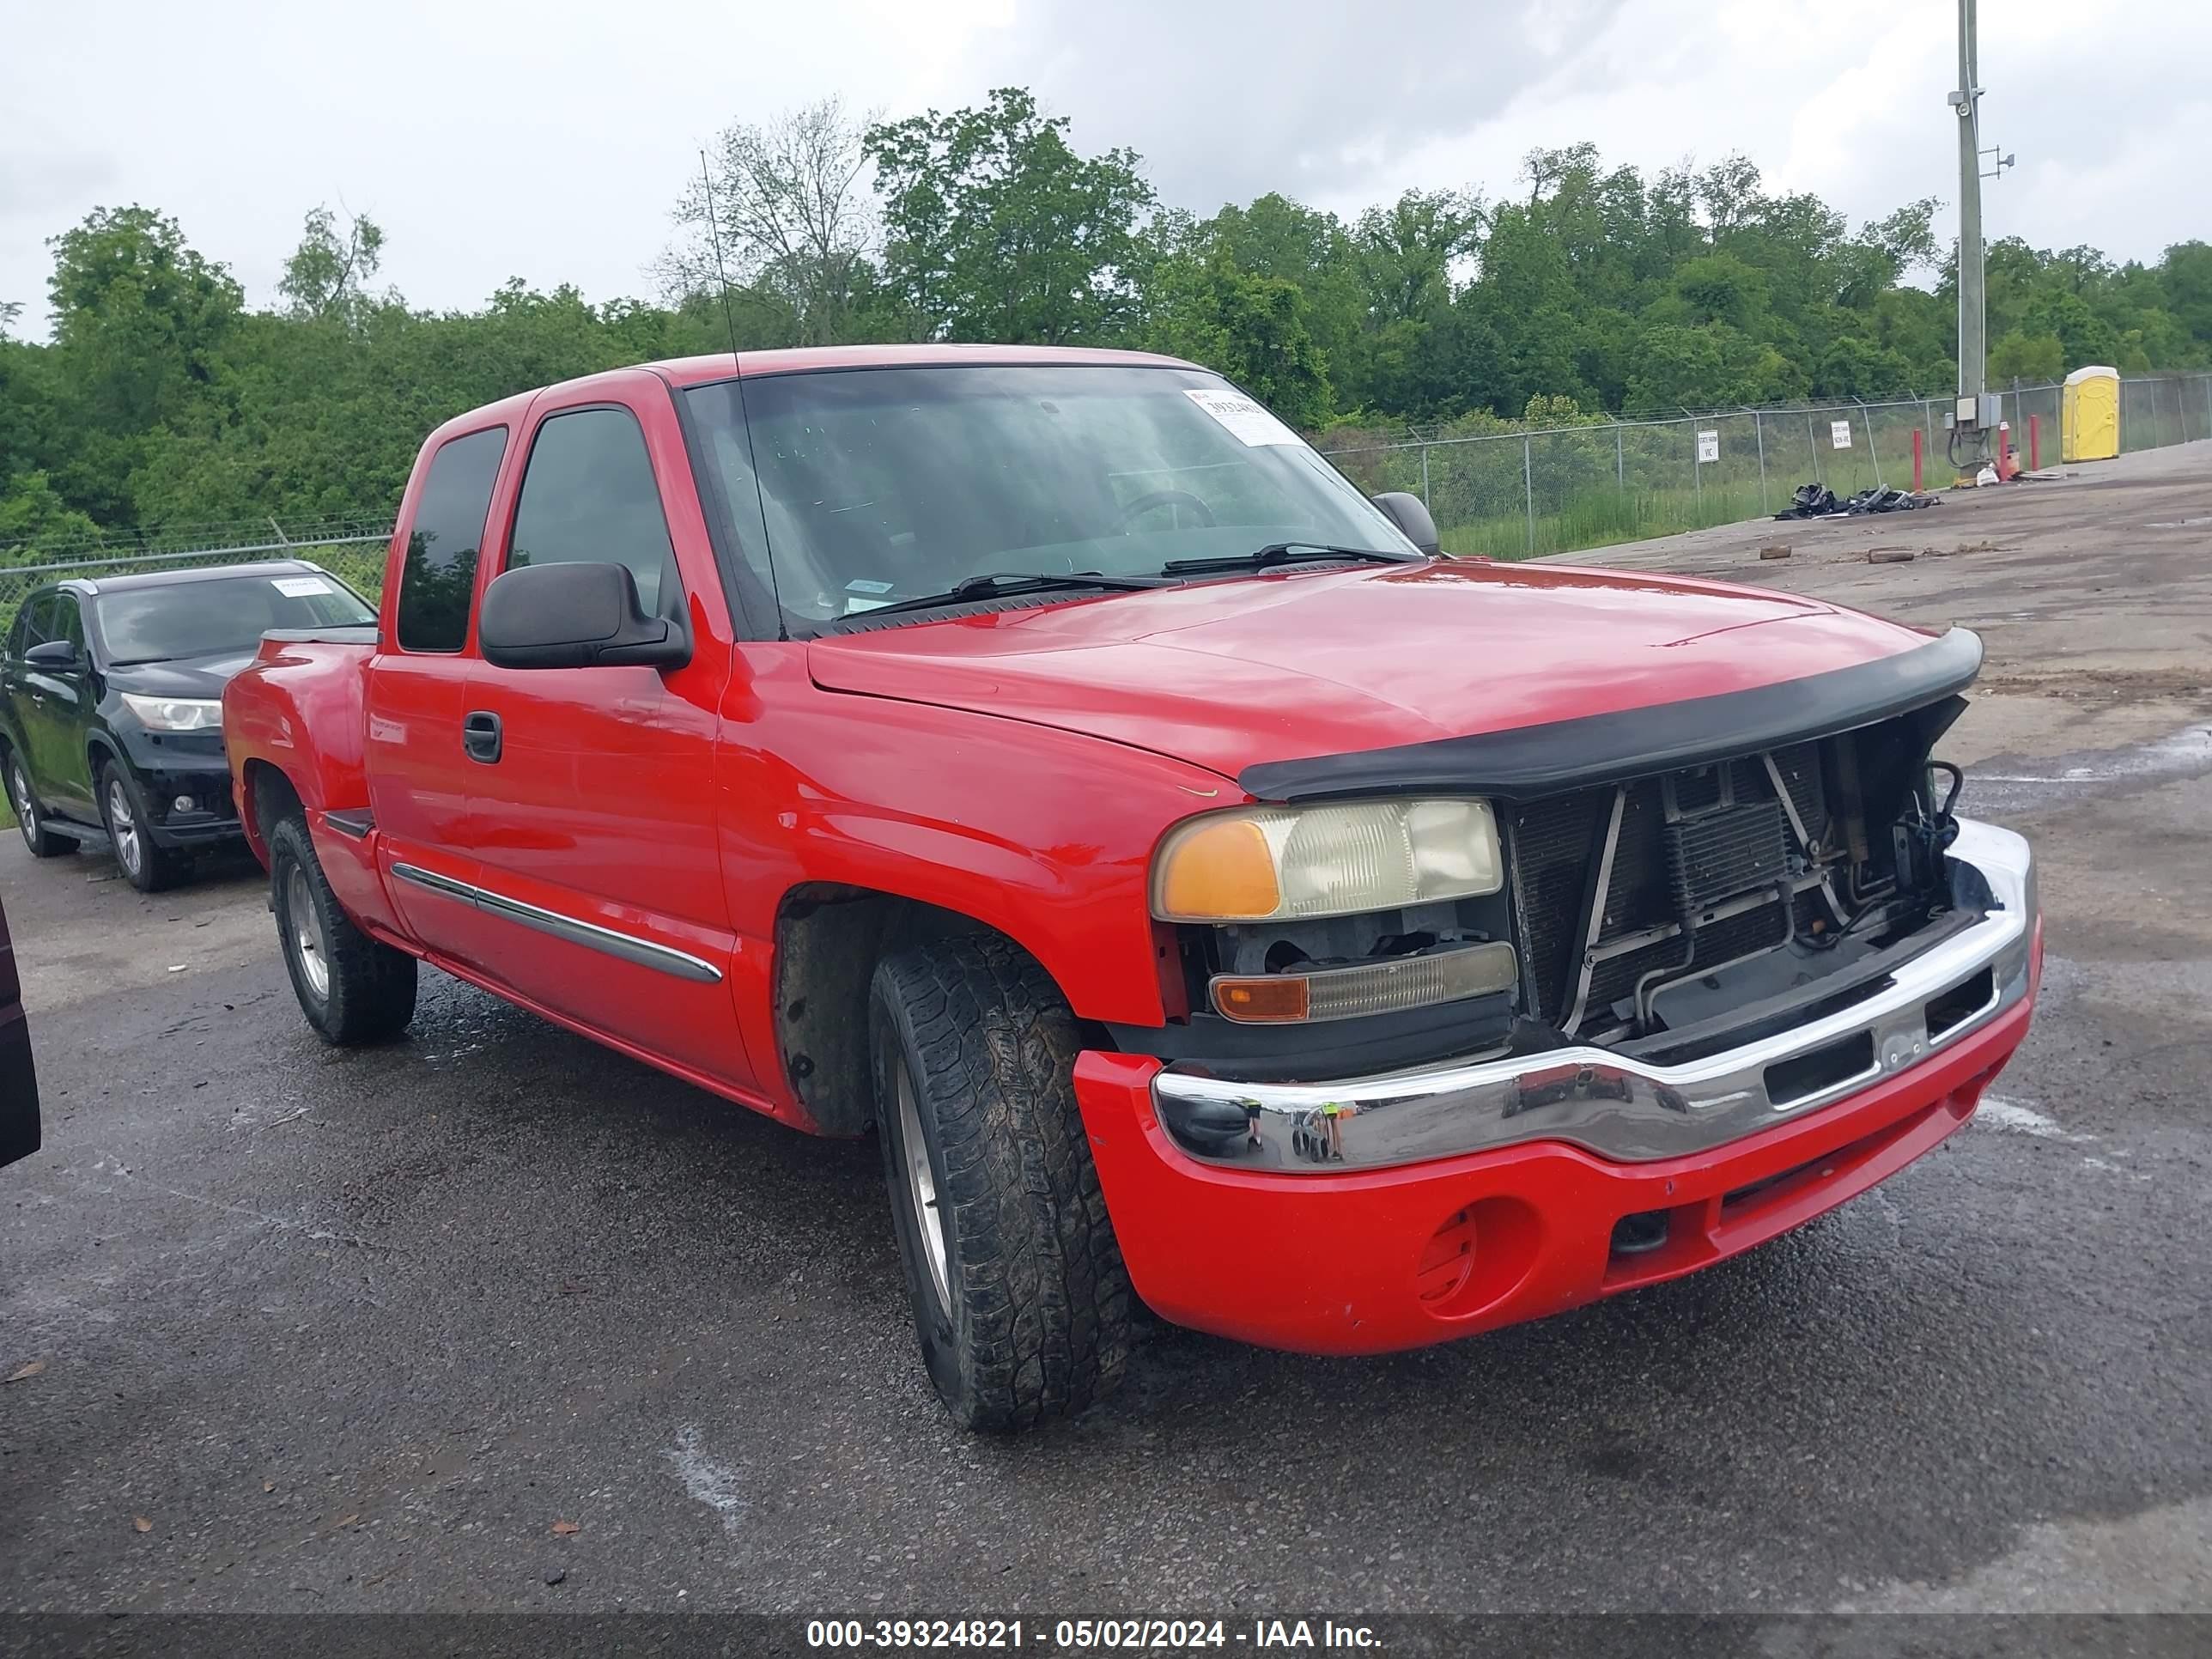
xmin=3 ymin=0 xmax=2205 ymax=332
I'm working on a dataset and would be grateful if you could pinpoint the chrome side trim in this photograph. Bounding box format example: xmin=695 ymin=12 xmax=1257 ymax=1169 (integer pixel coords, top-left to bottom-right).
xmin=387 ymin=862 xmax=724 ymax=984
xmin=1151 ymin=816 xmax=2034 ymax=1171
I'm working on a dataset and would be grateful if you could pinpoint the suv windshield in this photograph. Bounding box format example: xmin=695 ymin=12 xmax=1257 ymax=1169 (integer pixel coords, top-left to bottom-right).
xmin=684 ymin=364 xmax=1417 ymax=631
xmin=93 ymin=571 xmax=376 ymax=664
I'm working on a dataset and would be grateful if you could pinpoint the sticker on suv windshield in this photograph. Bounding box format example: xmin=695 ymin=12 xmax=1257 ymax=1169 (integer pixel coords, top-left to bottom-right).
xmin=1184 ymin=388 xmax=1301 ymax=447
xmin=271 ymin=575 xmax=334 ymax=598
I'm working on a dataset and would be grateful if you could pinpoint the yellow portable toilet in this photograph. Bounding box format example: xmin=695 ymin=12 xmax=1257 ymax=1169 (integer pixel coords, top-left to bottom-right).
xmin=2063 ymin=365 xmax=2120 ymax=462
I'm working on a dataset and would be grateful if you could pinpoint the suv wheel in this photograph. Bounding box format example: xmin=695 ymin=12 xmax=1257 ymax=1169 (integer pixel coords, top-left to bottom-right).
xmin=98 ymin=761 xmax=183 ymax=893
xmin=870 ymin=935 xmax=1132 ymax=1431
xmin=268 ymin=812 xmax=417 ymax=1044
xmin=6 ymin=750 xmax=70 ymax=858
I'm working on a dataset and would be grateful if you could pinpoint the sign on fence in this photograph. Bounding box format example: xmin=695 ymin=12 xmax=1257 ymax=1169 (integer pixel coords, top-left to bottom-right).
xmin=1830 ymin=420 xmax=1854 ymax=449
xmin=1697 ymin=430 xmax=1720 ymax=464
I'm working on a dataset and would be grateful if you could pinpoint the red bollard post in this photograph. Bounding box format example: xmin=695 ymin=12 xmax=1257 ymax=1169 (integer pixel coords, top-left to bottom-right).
xmin=1911 ymin=426 xmax=1923 ymax=493
xmin=2029 ymin=414 xmax=2040 ymax=471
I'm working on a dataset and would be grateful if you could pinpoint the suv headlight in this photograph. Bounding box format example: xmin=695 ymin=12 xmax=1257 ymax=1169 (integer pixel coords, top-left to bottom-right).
xmin=1152 ymin=799 xmax=1503 ymax=922
xmin=120 ymin=694 xmax=223 ymax=732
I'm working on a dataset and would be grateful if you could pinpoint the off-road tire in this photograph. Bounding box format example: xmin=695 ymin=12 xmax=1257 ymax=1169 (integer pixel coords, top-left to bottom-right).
xmin=98 ymin=759 xmax=185 ymax=892
xmin=5 ymin=746 xmax=70 ymax=858
xmin=870 ymin=934 xmax=1132 ymax=1431
xmin=268 ymin=811 xmax=417 ymax=1045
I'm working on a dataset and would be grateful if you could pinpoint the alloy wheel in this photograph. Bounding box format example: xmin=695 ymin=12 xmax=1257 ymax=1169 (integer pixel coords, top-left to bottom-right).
xmin=285 ymin=863 xmax=330 ymax=1000
xmin=106 ymin=777 xmax=141 ymax=878
xmin=895 ymin=1058 xmax=951 ymax=1317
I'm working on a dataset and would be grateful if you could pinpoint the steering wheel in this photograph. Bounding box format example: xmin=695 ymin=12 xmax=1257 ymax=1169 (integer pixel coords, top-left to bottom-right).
xmin=1117 ymin=489 xmax=1217 ymax=530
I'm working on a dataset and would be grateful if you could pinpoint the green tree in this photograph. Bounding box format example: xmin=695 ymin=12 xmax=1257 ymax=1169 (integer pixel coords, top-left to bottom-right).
xmin=866 ymin=88 xmax=1154 ymax=343
xmin=1989 ymin=332 xmax=2065 ymax=382
xmin=670 ymin=96 xmax=879 ymax=346
xmin=2160 ymin=241 xmax=2212 ymax=343
xmin=1142 ymin=246 xmax=1330 ymax=428
xmin=1811 ymin=335 xmax=1914 ymax=398
xmin=47 ymin=206 xmax=242 ymax=434
xmin=2019 ymin=288 xmax=2122 ymax=369
xmin=0 ymin=471 xmax=100 ymax=556
xmin=279 ymin=206 xmax=387 ymax=322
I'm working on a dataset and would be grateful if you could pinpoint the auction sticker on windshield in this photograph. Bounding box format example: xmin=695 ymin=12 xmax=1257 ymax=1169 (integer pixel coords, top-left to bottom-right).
xmin=1184 ymin=388 xmax=1301 ymax=447
xmin=272 ymin=576 xmax=335 ymax=598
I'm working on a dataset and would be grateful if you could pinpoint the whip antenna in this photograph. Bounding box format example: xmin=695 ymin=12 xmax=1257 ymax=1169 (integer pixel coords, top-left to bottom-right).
xmin=699 ymin=148 xmax=741 ymax=362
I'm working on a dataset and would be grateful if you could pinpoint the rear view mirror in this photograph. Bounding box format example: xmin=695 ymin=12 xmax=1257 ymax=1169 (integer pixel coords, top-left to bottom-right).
xmin=1370 ymin=491 xmax=1442 ymax=556
xmin=478 ymin=561 xmax=690 ymax=671
xmin=24 ymin=639 xmax=78 ymax=668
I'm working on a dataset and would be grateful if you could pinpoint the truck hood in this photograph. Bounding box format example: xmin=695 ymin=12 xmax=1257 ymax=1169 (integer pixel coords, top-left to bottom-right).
xmin=804 ymin=561 xmax=1937 ymax=785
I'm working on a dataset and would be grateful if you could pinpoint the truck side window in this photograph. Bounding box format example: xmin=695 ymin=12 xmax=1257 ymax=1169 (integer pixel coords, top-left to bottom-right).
xmin=507 ymin=407 xmax=680 ymax=618
xmin=396 ymin=426 xmax=508 ymax=653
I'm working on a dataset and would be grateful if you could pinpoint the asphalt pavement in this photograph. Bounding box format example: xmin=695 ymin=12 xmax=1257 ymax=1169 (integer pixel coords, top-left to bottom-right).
xmin=3 ymin=449 xmax=2209 ymax=1635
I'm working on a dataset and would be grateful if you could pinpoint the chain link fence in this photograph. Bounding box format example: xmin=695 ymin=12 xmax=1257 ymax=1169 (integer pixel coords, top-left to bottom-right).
xmin=0 ymin=525 xmax=392 ymax=634
xmin=1322 ymin=372 xmax=2212 ymax=560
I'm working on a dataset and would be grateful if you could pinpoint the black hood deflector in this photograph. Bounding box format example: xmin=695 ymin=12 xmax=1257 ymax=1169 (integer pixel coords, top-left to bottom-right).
xmin=1238 ymin=626 xmax=1984 ymax=804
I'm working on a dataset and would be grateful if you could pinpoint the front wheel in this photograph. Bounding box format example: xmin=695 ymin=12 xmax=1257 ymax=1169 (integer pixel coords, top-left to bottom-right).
xmin=870 ymin=935 xmax=1132 ymax=1431
xmin=98 ymin=761 xmax=184 ymax=892
xmin=268 ymin=812 xmax=417 ymax=1045
xmin=6 ymin=750 xmax=70 ymax=858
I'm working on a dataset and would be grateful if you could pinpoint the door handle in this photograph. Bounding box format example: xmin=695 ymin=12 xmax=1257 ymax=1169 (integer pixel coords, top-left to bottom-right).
xmin=463 ymin=709 xmax=502 ymax=764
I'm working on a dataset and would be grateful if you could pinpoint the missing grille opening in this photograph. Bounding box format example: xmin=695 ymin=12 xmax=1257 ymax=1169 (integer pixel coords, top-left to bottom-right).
xmin=1925 ymin=967 xmax=1996 ymax=1042
xmin=1764 ymin=1030 xmax=1875 ymax=1107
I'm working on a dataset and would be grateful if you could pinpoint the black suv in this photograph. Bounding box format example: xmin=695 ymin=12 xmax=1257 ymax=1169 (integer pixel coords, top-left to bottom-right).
xmin=1 ymin=560 xmax=376 ymax=891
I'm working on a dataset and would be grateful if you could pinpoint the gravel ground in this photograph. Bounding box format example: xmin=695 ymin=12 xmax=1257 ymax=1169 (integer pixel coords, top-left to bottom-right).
xmin=3 ymin=444 xmax=2209 ymax=1641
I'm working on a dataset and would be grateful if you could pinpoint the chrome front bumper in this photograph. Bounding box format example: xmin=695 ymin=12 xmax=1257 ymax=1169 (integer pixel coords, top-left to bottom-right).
xmin=1152 ymin=817 xmax=2035 ymax=1171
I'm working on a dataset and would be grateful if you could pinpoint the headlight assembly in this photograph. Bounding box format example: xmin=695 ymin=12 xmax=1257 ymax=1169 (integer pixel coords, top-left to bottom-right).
xmin=1151 ymin=798 xmax=1503 ymax=923
xmin=120 ymin=694 xmax=223 ymax=732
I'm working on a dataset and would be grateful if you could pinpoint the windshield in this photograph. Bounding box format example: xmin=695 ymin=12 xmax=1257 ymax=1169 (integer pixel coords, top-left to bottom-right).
xmin=93 ymin=571 xmax=376 ymax=664
xmin=684 ymin=364 xmax=1416 ymax=631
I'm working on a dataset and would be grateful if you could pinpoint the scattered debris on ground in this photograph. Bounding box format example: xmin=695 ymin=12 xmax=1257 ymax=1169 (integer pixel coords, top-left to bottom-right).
xmin=1868 ymin=548 xmax=1916 ymax=564
xmin=1775 ymin=483 xmax=1942 ymax=520
xmin=1759 ymin=544 xmax=1791 ymax=560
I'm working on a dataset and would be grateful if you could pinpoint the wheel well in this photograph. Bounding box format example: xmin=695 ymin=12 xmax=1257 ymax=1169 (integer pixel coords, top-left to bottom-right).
xmin=774 ymin=884 xmax=1069 ymax=1137
xmin=244 ymin=761 xmax=304 ymax=843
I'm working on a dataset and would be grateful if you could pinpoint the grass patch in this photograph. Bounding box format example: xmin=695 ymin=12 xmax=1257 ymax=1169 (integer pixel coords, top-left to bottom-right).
xmin=1441 ymin=482 xmax=1772 ymax=561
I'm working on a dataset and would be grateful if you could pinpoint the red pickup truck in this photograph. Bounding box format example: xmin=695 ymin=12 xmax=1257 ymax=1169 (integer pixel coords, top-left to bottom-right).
xmin=224 ymin=344 xmax=2039 ymax=1430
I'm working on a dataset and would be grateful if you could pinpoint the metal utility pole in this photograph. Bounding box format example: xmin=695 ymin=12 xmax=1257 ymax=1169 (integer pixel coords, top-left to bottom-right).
xmin=1950 ymin=0 xmax=1990 ymax=466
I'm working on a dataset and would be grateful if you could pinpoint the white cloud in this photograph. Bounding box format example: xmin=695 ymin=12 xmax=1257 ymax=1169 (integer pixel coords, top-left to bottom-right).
xmin=2 ymin=0 xmax=2200 ymax=339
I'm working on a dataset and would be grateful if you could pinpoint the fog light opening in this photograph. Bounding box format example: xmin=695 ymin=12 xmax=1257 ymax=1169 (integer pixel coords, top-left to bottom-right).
xmin=1416 ymin=1194 xmax=1543 ymax=1322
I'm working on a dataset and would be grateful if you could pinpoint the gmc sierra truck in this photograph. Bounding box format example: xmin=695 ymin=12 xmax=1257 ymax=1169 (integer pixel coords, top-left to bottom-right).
xmin=223 ymin=344 xmax=2039 ymax=1431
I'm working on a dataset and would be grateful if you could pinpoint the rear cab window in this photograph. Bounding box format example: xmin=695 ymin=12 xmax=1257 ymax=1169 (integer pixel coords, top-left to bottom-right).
xmin=395 ymin=427 xmax=508 ymax=653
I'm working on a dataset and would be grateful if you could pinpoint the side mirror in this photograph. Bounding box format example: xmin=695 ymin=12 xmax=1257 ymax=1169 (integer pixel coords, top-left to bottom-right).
xmin=1370 ymin=491 xmax=1442 ymax=556
xmin=24 ymin=639 xmax=78 ymax=668
xmin=478 ymin=561 xmax=690 ymax=672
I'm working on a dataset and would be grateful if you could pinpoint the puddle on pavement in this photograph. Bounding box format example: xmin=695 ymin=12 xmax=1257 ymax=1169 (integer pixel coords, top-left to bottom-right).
xmin=1960 ymin=723 xmax=2212 ymax=817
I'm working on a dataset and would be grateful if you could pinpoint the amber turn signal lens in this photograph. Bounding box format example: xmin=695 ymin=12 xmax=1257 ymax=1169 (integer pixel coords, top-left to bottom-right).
xmin=1209 ymin=975 xmax=1312 ymax=1023
xmin=1153 ymin=816 xmax=1281 ymax=922
xmin=1211 ymin=941 xmax=1519 ymax=1024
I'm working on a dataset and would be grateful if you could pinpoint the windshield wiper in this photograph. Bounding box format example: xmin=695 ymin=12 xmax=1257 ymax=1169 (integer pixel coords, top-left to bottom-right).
xmin=1159 ymin=542 xmax=1424 ymax=575
xmin=848 ymin=570 xmax=1169 ymax=619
